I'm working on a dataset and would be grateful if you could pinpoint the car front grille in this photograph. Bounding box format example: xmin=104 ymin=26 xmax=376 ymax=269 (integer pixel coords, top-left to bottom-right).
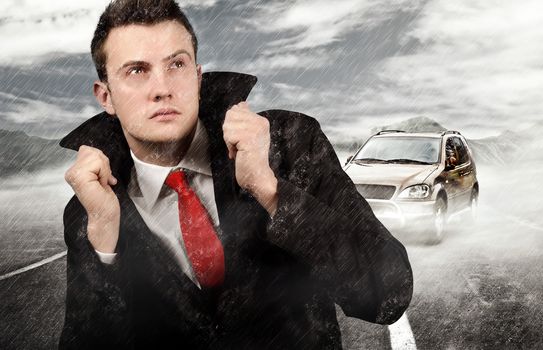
xmin=356 ymin=184 xmax=396 ymax=200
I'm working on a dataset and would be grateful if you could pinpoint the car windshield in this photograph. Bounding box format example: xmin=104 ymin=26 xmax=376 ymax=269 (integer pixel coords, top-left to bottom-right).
xmin=354 ymin=137 xmax=441 ymax=164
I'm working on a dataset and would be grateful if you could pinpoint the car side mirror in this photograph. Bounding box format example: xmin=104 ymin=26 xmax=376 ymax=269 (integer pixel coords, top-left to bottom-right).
xmin=345 ymin=155 xmax=353 ymax=165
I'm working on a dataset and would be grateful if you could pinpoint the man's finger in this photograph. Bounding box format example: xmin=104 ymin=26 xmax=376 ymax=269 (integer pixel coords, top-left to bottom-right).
xmin=223 ymin=116 xmax=240 ymax=159
xmin=109 ymin=176 xmax=118 ymax=186
xmin=95 ymin=158 xmax=111 ymax=188
xmin=226 ymin=142 xmax=237 ymax=160
xmin=96 ymin=153 xmax=117 ymax=186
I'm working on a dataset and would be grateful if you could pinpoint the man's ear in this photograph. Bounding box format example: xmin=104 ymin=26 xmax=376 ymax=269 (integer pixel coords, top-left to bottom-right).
xmin=93 ymin=80 xmax=116 ymax=116
xmin=196 ymin=64 xmax=202 ymax=95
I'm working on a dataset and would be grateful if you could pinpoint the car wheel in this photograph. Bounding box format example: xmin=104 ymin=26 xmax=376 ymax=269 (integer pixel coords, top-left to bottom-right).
xmin=427 ymin=196 xmax=447 ymax=244
xmin=468 ymin=188 xmax=478 ymax=223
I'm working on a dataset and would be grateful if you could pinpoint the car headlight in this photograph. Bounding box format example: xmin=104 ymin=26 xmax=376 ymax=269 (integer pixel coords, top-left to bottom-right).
xmin=398 ymin=184 xmax=431 ymax=199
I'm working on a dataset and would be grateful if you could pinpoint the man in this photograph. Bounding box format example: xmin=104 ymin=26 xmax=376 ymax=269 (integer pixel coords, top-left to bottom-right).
xmin=60 ymin=0 xmax=413 ymax=348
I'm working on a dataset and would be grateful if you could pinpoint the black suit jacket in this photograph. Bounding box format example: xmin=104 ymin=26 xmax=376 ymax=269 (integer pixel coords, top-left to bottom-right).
xmin=58 ymin=72 xmax=413 ymax=349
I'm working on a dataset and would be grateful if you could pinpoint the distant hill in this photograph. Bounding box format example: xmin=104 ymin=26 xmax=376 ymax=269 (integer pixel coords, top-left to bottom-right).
xmin=332 ymin=116 xmax=448 ymax=155
xmin=468 ymin=127 xmax=543 ymax=165
xmin=0 ymin=129 xmax=73 ymax=177
xmin=2 ymin=116 xmax=540 ymax=178
xmin=331 ymin=116 xmax=542 ymax=166
xmin=467 ymin=131 xmax=521 ymax=165
xmin=370 ymin=116 xmax=447 ymax=134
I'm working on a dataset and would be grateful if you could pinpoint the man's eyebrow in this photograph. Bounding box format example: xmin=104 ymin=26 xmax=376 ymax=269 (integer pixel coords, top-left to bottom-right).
xmin=163 ymin=49 xmax=192 ymax=61
xmin=115 ymin=50 xmax=192 ymax=74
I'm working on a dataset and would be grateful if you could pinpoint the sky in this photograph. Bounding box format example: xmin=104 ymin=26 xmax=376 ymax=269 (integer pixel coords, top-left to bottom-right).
xmin=1 ymin=0 xmax=542 ymax=141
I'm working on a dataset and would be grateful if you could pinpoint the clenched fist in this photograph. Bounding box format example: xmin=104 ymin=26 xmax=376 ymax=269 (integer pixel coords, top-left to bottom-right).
xmin=223 ymin=102 xmax=278 ymax=215
xmin=64 ymin=145 xmax=120 ymax=253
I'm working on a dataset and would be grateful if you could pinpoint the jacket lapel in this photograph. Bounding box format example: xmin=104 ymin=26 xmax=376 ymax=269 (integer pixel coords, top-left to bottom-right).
xmin=195 ymin=72 xmax=272 ymax=289
xmin=198 ymin=72 xmax=258 ymax=242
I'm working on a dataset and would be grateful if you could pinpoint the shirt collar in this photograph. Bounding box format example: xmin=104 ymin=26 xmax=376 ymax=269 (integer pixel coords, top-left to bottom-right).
xmin=130 ymin=119 xmax=212 ymax=207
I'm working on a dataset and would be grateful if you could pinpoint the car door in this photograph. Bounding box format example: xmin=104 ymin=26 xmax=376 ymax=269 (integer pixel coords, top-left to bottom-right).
xmin=443 ymin=137 xmax=462 ymax=212
xmin=452 ymin=136 xmax=473 ymax=207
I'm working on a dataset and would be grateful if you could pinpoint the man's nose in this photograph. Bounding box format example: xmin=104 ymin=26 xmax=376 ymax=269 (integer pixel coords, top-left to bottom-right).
xmin=150 ymin=71 xmax=173 ymax=102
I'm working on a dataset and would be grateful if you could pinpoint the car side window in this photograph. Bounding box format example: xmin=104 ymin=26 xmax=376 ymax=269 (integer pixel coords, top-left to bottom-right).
xmin=445 ymin=138 xmax=457 ymax=166
xmin=452 ymin=137 xmax=469 ymax=165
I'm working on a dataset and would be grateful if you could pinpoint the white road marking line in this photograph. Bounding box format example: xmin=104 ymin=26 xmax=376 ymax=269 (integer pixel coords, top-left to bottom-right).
xmin=0 ymin=250 xmax=67 ymax=281
xmin=388 ymin=313 xmax=417 ymax=350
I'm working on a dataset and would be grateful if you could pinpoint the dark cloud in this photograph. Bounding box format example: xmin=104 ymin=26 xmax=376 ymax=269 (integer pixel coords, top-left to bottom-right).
xmin=1 ymin=0 xmax=541 ymax=140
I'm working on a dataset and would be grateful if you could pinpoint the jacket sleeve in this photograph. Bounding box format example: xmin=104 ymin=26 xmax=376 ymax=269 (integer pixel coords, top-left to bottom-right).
xmin=59 ymin=196 xmax=133 ymax=349
xmin=266 ymin=116 xmax=413 ymax=324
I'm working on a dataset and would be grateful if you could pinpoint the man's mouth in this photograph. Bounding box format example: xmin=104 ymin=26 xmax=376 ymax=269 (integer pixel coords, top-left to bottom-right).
xmin=151 ymin=108 xmax=180 ymax=120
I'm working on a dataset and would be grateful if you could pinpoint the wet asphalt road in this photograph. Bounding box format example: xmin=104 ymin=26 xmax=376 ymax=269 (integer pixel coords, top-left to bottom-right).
xmin=1 ymin=166 xmax=542 ymax=349
xmin=404 ymin=204 xmax=543 ymax=349
xmin=337 ymin=193 xmax=543 ymax=350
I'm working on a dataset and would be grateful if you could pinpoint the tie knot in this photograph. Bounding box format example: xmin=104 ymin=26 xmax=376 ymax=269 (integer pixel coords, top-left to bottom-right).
xmin=165 ymin=169 xmax=189 ymax=195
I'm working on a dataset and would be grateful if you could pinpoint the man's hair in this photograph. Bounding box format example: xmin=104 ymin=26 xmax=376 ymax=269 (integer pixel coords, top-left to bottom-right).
xmin=91 ymin=0 xmax=198 ymax=82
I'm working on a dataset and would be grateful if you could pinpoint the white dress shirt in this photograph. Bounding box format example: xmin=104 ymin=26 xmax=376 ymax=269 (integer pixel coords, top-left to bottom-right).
xmin=95 ymin=120 xmax=219 ymax=288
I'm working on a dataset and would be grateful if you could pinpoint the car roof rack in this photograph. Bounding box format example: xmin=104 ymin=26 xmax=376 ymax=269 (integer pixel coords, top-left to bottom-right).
xmin=441 ymin=130 xmax=461 ymax=136
xmin=376 ymin=130 xmax=405 ymax=135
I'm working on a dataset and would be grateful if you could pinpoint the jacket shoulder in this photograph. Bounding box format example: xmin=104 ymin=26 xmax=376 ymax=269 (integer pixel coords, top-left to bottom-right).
xmin=259 ymin=109 xmax=320 ymax=129
xmin=258 ymin=109 xmax=322 ymax=149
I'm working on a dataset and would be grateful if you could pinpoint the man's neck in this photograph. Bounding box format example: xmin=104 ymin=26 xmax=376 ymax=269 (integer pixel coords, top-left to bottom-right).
xmin=128 ymin=127 xmax=197 ymax=167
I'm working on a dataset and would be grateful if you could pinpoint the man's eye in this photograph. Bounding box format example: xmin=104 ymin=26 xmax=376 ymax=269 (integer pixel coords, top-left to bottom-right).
xmin=127 ymin=67 xmax=145 ymax=75
xmin=170 ymin=60 xmax=185 ymax=69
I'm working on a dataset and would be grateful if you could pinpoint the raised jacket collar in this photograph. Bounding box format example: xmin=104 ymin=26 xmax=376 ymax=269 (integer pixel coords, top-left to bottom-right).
xmin=59 ymin=71 xmax=258 ymax=184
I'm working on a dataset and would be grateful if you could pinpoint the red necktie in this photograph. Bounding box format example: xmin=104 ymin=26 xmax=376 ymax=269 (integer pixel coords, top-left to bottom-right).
xmin=165 ymin=169 xmax=225 ymax=287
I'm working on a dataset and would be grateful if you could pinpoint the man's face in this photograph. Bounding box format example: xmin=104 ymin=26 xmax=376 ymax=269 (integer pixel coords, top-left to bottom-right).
xmin=95 ymin=20 xmax=201 ymax=149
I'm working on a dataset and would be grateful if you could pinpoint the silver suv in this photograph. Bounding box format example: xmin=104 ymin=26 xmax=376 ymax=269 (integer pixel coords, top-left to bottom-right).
xmin=344 ymin=130 xmax=479 ymax=243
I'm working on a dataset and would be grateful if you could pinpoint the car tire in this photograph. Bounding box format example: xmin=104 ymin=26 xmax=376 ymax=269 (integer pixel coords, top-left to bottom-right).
xmin=427 ymin=196 xmax=447 ymax=244
xmin=467 ymin=188 xmax=478 ymax=224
